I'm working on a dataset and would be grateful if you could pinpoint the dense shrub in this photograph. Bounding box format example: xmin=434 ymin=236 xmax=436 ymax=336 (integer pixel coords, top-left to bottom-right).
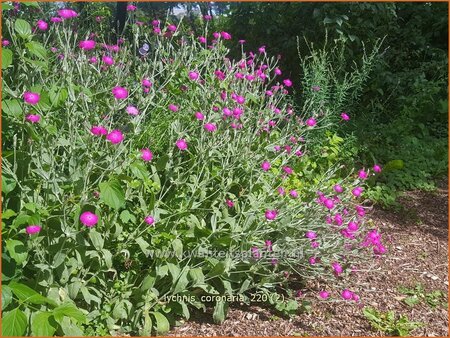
xmin=2 ymin=3 xmax=385 ymax=336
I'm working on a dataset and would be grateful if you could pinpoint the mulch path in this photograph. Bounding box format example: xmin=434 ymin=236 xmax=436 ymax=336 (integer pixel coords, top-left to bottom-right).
xmin=169 ymin=181 xmax=448 ymax=336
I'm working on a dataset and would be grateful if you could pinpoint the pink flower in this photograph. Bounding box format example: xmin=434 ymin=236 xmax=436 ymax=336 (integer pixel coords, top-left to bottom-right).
xmin=261 ymin=161 xmax=271 ymax=172
xmin=80 ymin=211 xmax=98 ymax=227
xmin=167 ymin=24 xmax=177 ymax=32
xmin=305 ymin=231 xmax=317 ymax=240
xmin=145 ymin=215 xmax=155 ymax=225
xmin=112 ymin=86 xmax=128 ymax=99
xmin=142 ymin=78 xmax=152 ymax=87
xmin=332 ymin=262 xmax=343 ymax=275
xmin=373 ymin=164 xmax=382 ymax=173
xmin=36 ymin=20 xmax=48 ymax=31
xmin=265 ymin=209 xmax=277 ymax=221
xmin=277 ymin=187 xmax=285 ymax=196
xmin=238 ymin=39 xmax=246 ymax=44
xmin=102 ymin=55 xmax=114 ymax=66
xmin=126 ymin=4 xmax=137 ymax=11
xmin=89 ymin=57 xmax=98 ymax=63
xmin=126 ymin=106 xmax=139 ymax=115
xmin=90 ymin=125 xmax=107 ymax=136
xmin=58 ymin=9 xmax=78 ymax=19
xmin=26 ymin=225 xmax=42 ymax=235
xmin=306 ymin=118 xmax=316 ymax=127
xmin=23 ymin=92 xmax=40 ymax=105
xmin=203 ymin=14 xmax=212 ymax=21
xmin=341 ymin=112 xmax=350 ymax=121
xmin=312 ymin=85 xmax=321 ymax=92
xmin=309 ymin=257 xmax=317 ymax=265
xmin=274 ymin=68 xmax=282 ymax=76
xmin=198 ymin=36 xmax=207 ymax=44
xmin=26 ymin=114 xmax=40 ymax=123
xmin=236 ymin=95 xmax=245 ymax=105
xmin=333 ymin=184 xmax=343 ymax=193
xmin=106 ymin=130 xmax=124 ymax=144
xmin=311 ymin=241 xmax=320 ymax=248
xmin=220 ymin=31 xmax=232 ymax=40
xmin=324 ymin=199 xmax=334 ymax=210
xmin=194 ymin=112 xmax=205 ymax=120
xmin=141 ymin=148 xmax=153 ymax=161
xmin=50 ymin=17 xmax=62 ymax=23
xmin=169 ymin=104 xmax=179 ymax=112
xmin=352 ymin=187 xmax=363 ymax=197
xmin=283 ymin=166 xmax=293 ymax=175
xmin=188 ymin=71 xmax=199 ymax=80
xmin=319 ymin=291 xmax=329 ymax=299
xmin=79 ymin=40 xmax=96 ymax=50
xmin=152 ymin=20 xmax=160 ymax=27
xmin=290 ymin=190 xmax=299 ymax=198
xmin=283 ymin=79 xmax=292 ymax=87
xmin=347 ymin=221 xmax=359 ymax=232
xmin=226 ymin=199 xmax=234 ymax=208
xmin=358 ymin=169 xmax=369 ymax=179
xmin=258 ymin=45 xmax=266 ymax=53
xmin=341 ymin=289 xmax=353 ymax=300
xmin=176 ymin=139 xmax=188 ymax=151
xmin=2 ymin=39 xmax=10 ymax=46
xmin=204 ymin=123 xmax=217 ymax=132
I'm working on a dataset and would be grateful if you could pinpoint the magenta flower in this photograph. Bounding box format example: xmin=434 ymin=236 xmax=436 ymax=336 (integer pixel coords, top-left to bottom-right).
xmin=102 ymin=55 xmax=114 ymax=66
xmin=80 ymin=211 xmax=98 ymax=227
xmin=305 ymin=231 xmax=317 ymax=240
xmin=226 ymin=199 xmax=234 ymax=208
xmin=169 ymin=104 xmax=179 ymax=112
xmin=26 ymin=114 xmax=40 ymax=123
xmin=23 ymin=92 xmax=40 ymax=105
xmin=373 ymin=164 xmax=382 ymax=173
xmin=324 ymin=199 xmax=334 ymax=210
xmin=126 ymin=106 xmax=139 ymax=115
xmin=311 ymin=241 xmax=320 ymax=248
xmin=112 ymin=86 xmax=128 ymax=99
xmin=90 ymin=125 xmax=107 ymax=136
xmin=36 ymin=20 xmax=48 ymax=31
xmin=332 ymin=262 xmax=343 ymax=275
xmin=26 ymin=225 xmax=42 ymax=235
xmin=50 ymin=17 xmax=62 ymax=23
xmin=142 ymin=78 xmax=152 ymax=87
xmin=126 ymin=4 xmax=137 ymax=11
xmin=194 ymin=112 xmax=205 ymax=120
xmin=2 ymin=39 xmax=10 ymax=46
xmin=258 ymin=45 xmax=266 ymax=53
xmin=341 ymin=289 xmax=353 ymax=300
xmin=176 ymin=139 xmax=188 ymax=151
xmin=306 ymin=118 xmax=316 ymax=127
xmin=167 ymin=24 xmax=177 ymax=32
xmin=188 ymin=71 xmax=199 ymax=80
xmin=312 ymin=85 xmax=321 ymax=92
xmin=333 ymin=184 xmax=343 ymax=193
xmin=283 ymin=79 xmax=292 ymax=87
xmin=274 ymin=68 xmax=282 ymax=76
xmin=309 ymin=257 xmax=317 ymax=265
xmin=236 ymin=95 xmax=245 ymax=105
xmin=277 ymin=187 xmax=285 ymax=196
xmin=265 ymin=240 xmax=273 ymax=251
xmin=319 ymin=291 xmax=329 ymax=299
xmin=198 ymin=36 xmax=207 ymax=43
xmin=220 ymin=31 xmax=232 ymax=40
xmin=204 ymin=123 xmax=217 ymax=132
xmin=145 ymin=215 xmax=155 ymax=225
xmin=106 ymin=130 xmax=124 ymax=144
xmin=265 ymin=209 xmax=277 ymax=221
xmin=261 ymin=161 xmax=271 ymax=172
xmin=352 ymin=187 xmax=363 ymax=197
xmin=347 ymin=221 xmax=358 ymax=232
xmin=58 ymin=9 xmax=78 ymax=19
xmin=341 ymin=112 xmax=350 ymax=121
xmin=283 ymin=166 xmax=293 ymax=175
xmin=141 ymin=148 xmax=153 ymax=161
xmin=358 ymin=169 xmax=369 ymax=179
xmin=290 ymin=190 xmax=299 ymax=198
xmin=79 ymin=40 xmax=96 ymax=50
xmin=89 ymin=57 xmax=98 ymax=63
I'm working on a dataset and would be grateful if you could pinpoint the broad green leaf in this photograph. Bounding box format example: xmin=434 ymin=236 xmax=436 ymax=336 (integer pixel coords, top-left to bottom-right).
xmin=2 ymin=174 xmax=17 ymax=195
xmin=5 ymin=240 xmax=27 ymax=265
xmin=59 ymin=317 xmax=84 ymax=336
xmin=141 ymin=310 xmax=152 ymax=336
xmin=155 ymin=155 xmax=169 ymax=171
xmin=31 ymin=311 xmax=57 ymax=336
xmin=53 ymin=302 xmax=85 ymax=323
xmin=112 ymin=301 xmax=127 ymax=320
xmin=120 ymin=210 xmax=136 ymax=224
xmin=130 ymin=161 xmax=149 ymax=180
xmin=172 ymin=268 xmax=189 ymax=295
xmin=188 ymin=268 xmax=205 ymax=285
xmin=206 ymin=261 xmax=227 ymax=278
xmin=88 ymin=230 xmax=104 ymax=250
xmin=2 ymin=49 xmax=13 ymax=69
xmin=2 ymin=285 xmax=12 ymax=310
xmin=2 ymin=209 xmax=17 ymax=220
xmin=8 ymin=281 xmax=57 ymax=306
xmin=2 ymin=3 xmax=14 ymax=10
xmin=212 ymin=300 xmax=227 ymax=324
xmin=151 ymin=311 xmax=170 ymax=334
xmin=25 ymin=41 xmax=47 ymax=60
xmin=99 ymin=180 xmax=125 ymax=210
xmin=15 ymin=19 xmax=32 ymax=38
xmin=141 ymin=274 xmax=156 ymax=291
xmin=135 ymin=237 xmax=151 ymax=256
xmin=2 ymin=308 xmax=27 ymax=336
xmin=171 ymin=238 xmax=183 ymax=259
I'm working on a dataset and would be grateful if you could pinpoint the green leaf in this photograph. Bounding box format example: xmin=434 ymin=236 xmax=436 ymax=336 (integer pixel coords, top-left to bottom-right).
xmin=120 ymin=210 xmax=136 ymax=224
xmin=6 ymin=240 xmax=28 ymax=265
xmin=188 ymin=268 xmax=205 ymax=285
xmin=8 ymin=281 xmax=57 ymax=306
xmin=151 ymin=311 xmax=170 ymax=334
xmin=404 ymin=296 xmax=420 ymax=307
xmin=141 ymin=310 xmax=152 ymax=336
xmin=141 ymin=273 xmax=156 ymax=291
xmin=130 ymin=161 xmax=149 ymax=180
xmin=171 ymin=238 xmax=183 ymax=259
xmin=212 ymin=300 xmax=228 ymax=324
xmin=2 ymin=209 xmax=17 ymax=220
xmin=2 ymin=308 xmax=27 ymax=336
xmin=31 ymin=311 xmax=57 ymax=336
xmin=206 ymin=261 xmax=227 ymax=278
xmin=155 ymin=155 xmax=169 ymax=171
xmin=2 ymin=174 xmax=17 ymax=195
xmin=88 ymin=230 xmax=104 ymax=250
xmin=53 ymin=302 xmax=85 ymax=323
xmin=2 ymin=49 xmax=13 ymax=69
xmin=99 ymin=180 xmax=125 ymax=210
xmin=135 ymin=237 xmax=151 ymax=256
xmin=2 ymin=3 xmax=14 ymax=10
xmin=172 ymin=268 xmax=189 ymax=295
xmin=2 ymin=285 xmax=13 ymax=310
xmin=25 ymin=41 xmax=47 ymax=60
xmin=59 ymin=317 xmax=84 ymax=336
xmin=15 ymin=19 xmax=32 ymax=39
xmin=112 ymin=301 xmax=127 ymax=320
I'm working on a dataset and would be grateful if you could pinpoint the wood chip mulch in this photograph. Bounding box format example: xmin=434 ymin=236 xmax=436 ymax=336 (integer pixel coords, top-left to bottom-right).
xmin=168 ymin=181 xmax=449 ymax=336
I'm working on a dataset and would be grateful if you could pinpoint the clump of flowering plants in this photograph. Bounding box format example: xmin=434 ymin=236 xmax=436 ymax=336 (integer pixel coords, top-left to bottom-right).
xmin=2 ymin=3 xmax=385 ymax=336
